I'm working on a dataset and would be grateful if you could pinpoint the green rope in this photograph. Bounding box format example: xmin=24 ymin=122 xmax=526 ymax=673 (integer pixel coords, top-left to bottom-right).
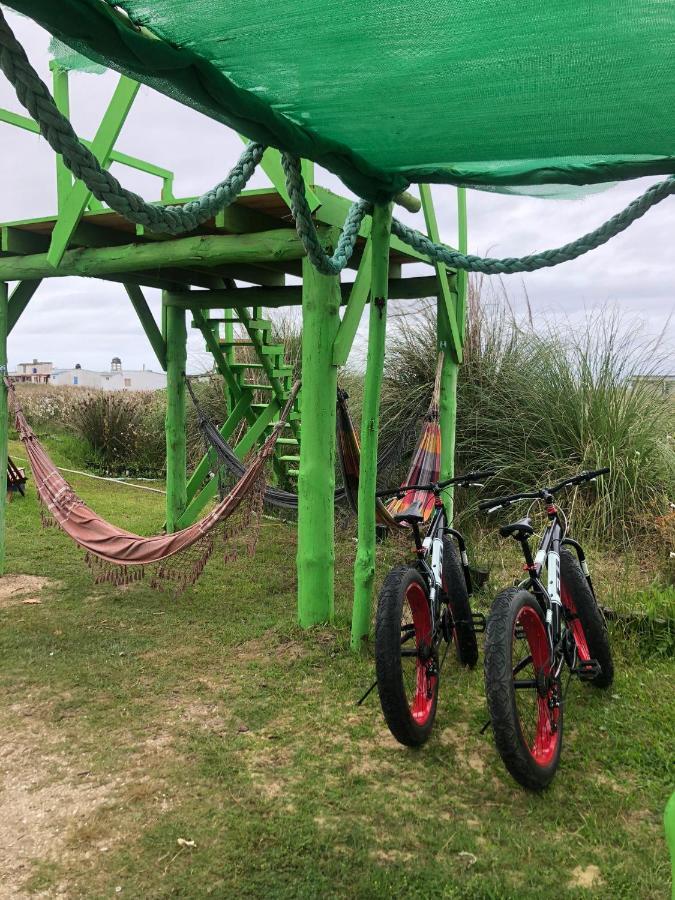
xmin=0 ymin=8 xmax=264 ymax=233
xmin=282 ymin=152 xmax=674 ymax=275
xmin=0 ymin=7 xmax=672 ymax=274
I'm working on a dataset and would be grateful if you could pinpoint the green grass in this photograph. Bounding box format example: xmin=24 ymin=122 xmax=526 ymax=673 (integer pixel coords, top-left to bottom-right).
xmin=1 ymin=437 xmax=673 ymax=899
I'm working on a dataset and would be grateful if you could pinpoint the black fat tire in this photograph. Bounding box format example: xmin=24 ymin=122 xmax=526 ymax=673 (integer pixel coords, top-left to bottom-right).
xmin=375 ymin=566 xmax=438 ymax=747
xmin=484 ymin=588 xmax=563 ymax=790
xmin=560 ymin=549 xmax=614 ymax=688
xmin=443 ymin=537 xmax=479 ymax=668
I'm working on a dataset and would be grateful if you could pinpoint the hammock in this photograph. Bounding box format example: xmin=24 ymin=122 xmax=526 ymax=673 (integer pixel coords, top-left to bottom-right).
xmin=337 ymin=356 xmax=443 ymax=528
xmin=185 ymin=380 xmax=415 ymax=512
xmin=6 ymin=377 xmax=300 ymax=591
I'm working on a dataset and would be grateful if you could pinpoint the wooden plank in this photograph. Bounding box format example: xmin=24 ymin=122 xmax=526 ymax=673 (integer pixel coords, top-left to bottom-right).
xmin=164 ymin=299 xmax=187 ymax=532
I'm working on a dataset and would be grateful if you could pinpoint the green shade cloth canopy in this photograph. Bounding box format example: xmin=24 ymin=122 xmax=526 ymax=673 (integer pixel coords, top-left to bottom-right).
xmin=6 ymin=0 xmax=675 ymax=202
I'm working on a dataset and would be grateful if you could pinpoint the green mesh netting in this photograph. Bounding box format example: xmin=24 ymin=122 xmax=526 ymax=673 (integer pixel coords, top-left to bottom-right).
xmin=6 ymin=0 xmax=675 ymax=202
xmin=49 ymin=37 xmax=105 ymax=75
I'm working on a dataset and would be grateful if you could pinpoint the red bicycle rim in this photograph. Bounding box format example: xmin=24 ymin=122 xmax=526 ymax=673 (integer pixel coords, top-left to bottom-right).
xmin=561 ymin=581 xmax=591 ymax=661
xmin=513 ymin=605 xmax=560 ymax=767
xmin=402 ymin=581 xmax=436 ymax=725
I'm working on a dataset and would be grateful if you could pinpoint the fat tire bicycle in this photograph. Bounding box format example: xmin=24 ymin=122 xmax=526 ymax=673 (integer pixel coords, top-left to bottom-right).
xmin=479 ymin=468 xmax=614 ymax=790
xmin=373 ymin=470 xmax=494 ymax=747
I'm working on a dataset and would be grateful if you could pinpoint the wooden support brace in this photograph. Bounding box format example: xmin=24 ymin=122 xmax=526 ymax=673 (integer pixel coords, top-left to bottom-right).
xmin=47 ymin=76 xmax=141 ymax=268
xmin=164 ymin=297 xmax=187 ymax=533
xmin=124 ymin=284 xmax=167 ymax=371
xmin=332 ymin=238 xmax=373 ymax=367
xmin=419 ymin=184 xmax=463 ymax=364
xmin=7 ymin=280 xmax=41 ymax=334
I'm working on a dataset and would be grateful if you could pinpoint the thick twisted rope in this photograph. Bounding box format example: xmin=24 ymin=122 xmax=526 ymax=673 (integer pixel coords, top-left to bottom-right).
xmin=0 ymin=7 xmax=264 ymax=233
xmin=281 ymin=153 xmax=371 ymax=274
xmin=283 ymin=153 xmax=674 ymax=274
xmin=0 ymin=7 xmax=672 ymax=270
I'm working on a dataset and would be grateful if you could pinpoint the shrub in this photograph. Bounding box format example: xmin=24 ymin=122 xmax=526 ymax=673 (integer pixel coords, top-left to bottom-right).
xmin=378 ymin=282 xmax=674 ymax=546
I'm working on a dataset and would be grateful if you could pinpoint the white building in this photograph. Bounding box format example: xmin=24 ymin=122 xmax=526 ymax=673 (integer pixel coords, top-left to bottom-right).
xmin=51 ymin=358 xmax=166 ymax=391
xmin=10 ymin=359 xmax=53 ymax=384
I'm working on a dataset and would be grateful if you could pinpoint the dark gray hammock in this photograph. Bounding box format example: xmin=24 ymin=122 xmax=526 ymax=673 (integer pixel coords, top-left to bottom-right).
xmin=185 ymin=378 xmax=415 ymax=511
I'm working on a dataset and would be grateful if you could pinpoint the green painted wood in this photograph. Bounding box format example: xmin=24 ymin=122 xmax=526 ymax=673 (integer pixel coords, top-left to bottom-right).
xmin=1 ymin=227 xmax=48 ymax=255
xmin=457 ymin=188 xmax=468 ymax=339
xmin=419 ymin=184 xmax=463 ymax=364
xmin=0 ymin=229 xmax=305 ymax=282
xmin=124 ymin=284 xmax=167 ymax=370
xmin=332 ymin=238 xmax=372 ymax=366
xmin=165 ymin=275 xmax=441 ymax=310
xmin=177 ymin=397 xmax=280 ymax=529
xmin=164 ymin=298 xmax=187 ymax=532
xmin=7 ymin=280 xmax=41 ymax=334
xmin=52 ymin=66 xmax=72 ymax=212
xmin=47 ymin=76 xmax=141 ymax=268
xmin=296 ymin=253 xmax=341 ymax=627
xmin=351 ymin=203 xmax=393 ymax=650
xmin=239 ymin=138 xmax=320 ymax=211
xmin=0 ymin=284 xmax=7 ymax=574
xmin=182 ymin=390 xmax=252 ymax=510
xmin=192 ymin=307 xmax=247 ymax=405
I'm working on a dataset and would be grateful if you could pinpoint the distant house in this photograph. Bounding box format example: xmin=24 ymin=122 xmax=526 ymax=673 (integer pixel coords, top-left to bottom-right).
xmin=9 ymin=358 xmax=53 ymax=384
xmin=51 ymin=358 xmax=166 ymax=392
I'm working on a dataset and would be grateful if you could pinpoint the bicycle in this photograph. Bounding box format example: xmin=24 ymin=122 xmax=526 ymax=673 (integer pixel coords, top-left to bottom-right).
xmin=479 ymin=468 xmax=614 ymax=790
xmin=373 ymin=470 xmax=495 ymax=747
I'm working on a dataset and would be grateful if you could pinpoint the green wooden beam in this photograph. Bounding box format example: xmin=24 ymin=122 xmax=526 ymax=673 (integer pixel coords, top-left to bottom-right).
xmin=419 ymin=184 xmax=463 ymax=364
xmin=164 ymin=298 xmax=187 ymax=532
xmin=124 ymin=284 xmax=167 ymax=371
xmin=164 ymin=275 xmax=442 ymax=310
xmin=332 ymin=238 xmax=372 ymax=366
xmin=47 ymin=76 xmax=140 ymax=268
xmin=0 ymin=284 xmax=7 ymax=574
xmin=52 ymin=67 xmax=72 ymax=212
xmin=192 ymin=307 xmax=247 ymax=405
xmin=297 ymin=253 xmax=341 ymax=627
xmin=351 ymin=203 xmax=393 ymax=650
xmin=177 ymin=397 xmax=280 ymax=529
xmin=0 ymin=229 xmax=305 ymax=282
xmin=239 ymin=138 xmax=320 ymax=212
xmin=457 ymin=187 xmax=468 ymax=340
xmin=7 ymin=280 xmax=41 ymax=334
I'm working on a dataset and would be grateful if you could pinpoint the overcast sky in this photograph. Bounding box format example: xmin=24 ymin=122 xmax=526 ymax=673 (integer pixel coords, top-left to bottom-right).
xmin=0 ymin=10 xmax=672 ymax=374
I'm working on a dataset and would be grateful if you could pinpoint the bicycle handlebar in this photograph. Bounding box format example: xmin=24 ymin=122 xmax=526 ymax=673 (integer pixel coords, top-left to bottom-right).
xmin=478 ymin=468 xmax=609 ymax=513
xmin=376 ymin=469 xmax=496 ymax=500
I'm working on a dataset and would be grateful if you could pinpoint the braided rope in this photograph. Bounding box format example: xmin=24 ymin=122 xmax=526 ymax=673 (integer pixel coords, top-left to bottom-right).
xmin=281 ymin=153 xmax=371 ymax=274
xmin=0 ymin=8 xmax=264 ymax=233
xmin=390 ymin=176 xmax=675 ymax=274
xmin=0 ymin=7 xmax=672 ymax=271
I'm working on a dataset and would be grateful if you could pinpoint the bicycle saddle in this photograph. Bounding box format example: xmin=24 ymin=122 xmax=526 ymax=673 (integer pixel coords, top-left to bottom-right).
xmin=499 ymin=516 xmax=534 ymax=539
xmin=393 ymin=501 xmax=425 ymax=526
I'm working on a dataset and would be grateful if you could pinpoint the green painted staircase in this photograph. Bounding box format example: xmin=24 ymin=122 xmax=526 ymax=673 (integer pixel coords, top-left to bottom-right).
xmin=190 ymin=306 xmax=302 ymax=493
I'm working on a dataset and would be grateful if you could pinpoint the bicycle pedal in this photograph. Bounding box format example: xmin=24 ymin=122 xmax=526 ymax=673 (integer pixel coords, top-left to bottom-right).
xmin=471 ymin=612 xmax=486 ymax=634
xmin=572 ymin=658 xmax=602 ymax=680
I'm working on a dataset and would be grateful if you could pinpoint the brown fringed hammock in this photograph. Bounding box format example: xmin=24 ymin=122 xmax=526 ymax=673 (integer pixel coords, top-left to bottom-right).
xmin=6 ymin=378 xmax=300 ymax=591
xmin=337 ymin=355 xmax=443 ymax=528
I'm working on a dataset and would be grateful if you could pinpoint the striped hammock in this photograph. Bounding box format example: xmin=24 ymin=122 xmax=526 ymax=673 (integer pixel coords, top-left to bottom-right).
xmin=337 ymin=355 xmax=443 ymax=528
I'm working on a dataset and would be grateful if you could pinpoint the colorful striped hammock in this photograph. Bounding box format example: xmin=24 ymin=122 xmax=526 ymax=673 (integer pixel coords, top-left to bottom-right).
xmin=337 ymin=356 xmax=443 ymax=528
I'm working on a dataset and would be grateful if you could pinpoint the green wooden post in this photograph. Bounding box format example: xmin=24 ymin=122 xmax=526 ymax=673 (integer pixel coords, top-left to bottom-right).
xmin=351 ymin=203 xmax=393 ymax=650
xmin=163 ymin=294 xmax=187 ymax=533
xmin=438 ymin=187 xmax=468 ymax=520
xmin=0 ymin=284 xmax=8 ymax=574
xmin=297 ymin=250 xmax=341 ymax=627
